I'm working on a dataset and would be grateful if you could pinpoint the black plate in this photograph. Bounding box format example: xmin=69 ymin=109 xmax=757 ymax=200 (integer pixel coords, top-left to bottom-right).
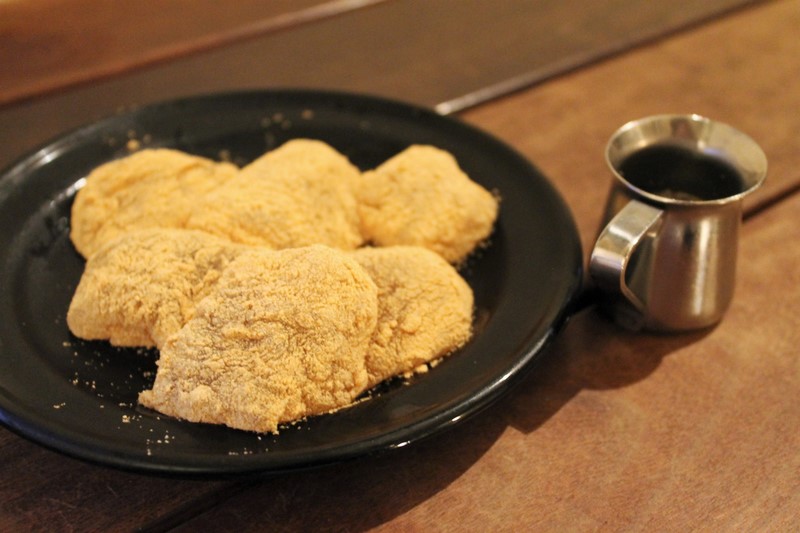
xmin=0 ymin=89 xmax=582 ymax=477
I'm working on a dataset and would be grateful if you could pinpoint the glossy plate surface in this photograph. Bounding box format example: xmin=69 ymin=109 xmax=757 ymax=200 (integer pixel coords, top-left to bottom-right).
xmin=0 ymin=90 xmax=582 ymax=476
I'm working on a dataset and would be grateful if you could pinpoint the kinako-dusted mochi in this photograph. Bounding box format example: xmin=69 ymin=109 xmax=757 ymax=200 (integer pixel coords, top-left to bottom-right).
xmin=64 ymin=141 xmax=495 ymax=433
xmin=356 ymin=145 xmax=499 ymax=264
xmin=186 ymin=139 xmax=364 ymax=250
xmin=352 ymin=246 xmax=474 ymax=389
xmin=67 ymin=229 xmax=247 ymax=348
xmin=70 ymin=149 xmax=238 ymax=258
xmin=138 ymin=245 xmax=379 ymax=434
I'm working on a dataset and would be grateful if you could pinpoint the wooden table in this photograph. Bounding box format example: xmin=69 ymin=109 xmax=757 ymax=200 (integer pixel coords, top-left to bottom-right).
xmin=2 ymin=0 xmax=798 ymax=530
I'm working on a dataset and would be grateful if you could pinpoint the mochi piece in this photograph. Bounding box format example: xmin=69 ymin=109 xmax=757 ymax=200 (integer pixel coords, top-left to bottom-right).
xmin=139 ymin=245 xmax=379 ymax=434
xmin=357 ymin=145 xmax=498 ymax=263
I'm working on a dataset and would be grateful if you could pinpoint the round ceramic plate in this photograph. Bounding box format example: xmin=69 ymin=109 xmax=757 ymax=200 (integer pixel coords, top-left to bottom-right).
xmin=0 ymin=90 xmax=582 ymax=476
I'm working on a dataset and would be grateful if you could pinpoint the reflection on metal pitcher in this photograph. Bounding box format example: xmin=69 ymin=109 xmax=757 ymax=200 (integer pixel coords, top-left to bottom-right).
xmin=590 ymin=114 xmax=767 ymax=332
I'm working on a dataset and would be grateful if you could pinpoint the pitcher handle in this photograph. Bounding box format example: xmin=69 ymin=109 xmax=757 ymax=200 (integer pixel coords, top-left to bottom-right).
xmin=589 ymin=199 xmax=663 ymax=311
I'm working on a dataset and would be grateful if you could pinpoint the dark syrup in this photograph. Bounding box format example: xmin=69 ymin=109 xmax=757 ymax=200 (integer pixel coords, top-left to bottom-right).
xmin=618 ymin=144 xmax=745 ymax=201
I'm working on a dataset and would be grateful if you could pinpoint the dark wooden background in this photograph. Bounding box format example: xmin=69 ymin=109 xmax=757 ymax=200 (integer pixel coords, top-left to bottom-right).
xmin=4 ymin=1 xmax=800 ymax=531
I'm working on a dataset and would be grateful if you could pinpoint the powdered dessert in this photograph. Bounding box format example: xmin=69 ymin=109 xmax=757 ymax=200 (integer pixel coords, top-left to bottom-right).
xmin=67 ymin=228 xmax=246 ymax=348
xmin=352 ymin=246 xmax=473 ymax=388
xmin=187 ymin=139 xmax=363 ymax=250
xmin=70 ymin=149 xmax=237 ymax=258
xmin=357 ymin=145 xmax=499 ymax=263
xmin=67 ymin=139 xmax=499 ymax=433
xmin=138 ymin=246 xmax=379 ymax=434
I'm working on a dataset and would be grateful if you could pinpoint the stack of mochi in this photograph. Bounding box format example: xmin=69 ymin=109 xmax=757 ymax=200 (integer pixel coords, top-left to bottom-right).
xmin=67 ymin=139 xmax=499 ymax=434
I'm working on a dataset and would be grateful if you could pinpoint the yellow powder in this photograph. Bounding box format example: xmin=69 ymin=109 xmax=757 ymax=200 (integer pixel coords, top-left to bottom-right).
xmin=187 ymin=139 xmax=363 ymax=250
xmin=357 ymin=145 xmax=499 ymax=263
xmin=138 ymin=246 xmax=379 ymax=434
xmin=67 ymin=229 xmax=246 ymax=348
xmin=352 ymin=246 xmax=474 ymax=388
xmin=70 ymin=149 xmax=238 ymax=258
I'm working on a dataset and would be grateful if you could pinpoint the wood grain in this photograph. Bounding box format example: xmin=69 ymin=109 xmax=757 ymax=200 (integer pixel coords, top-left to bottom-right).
xmin=160 ymin=194 xmax=800 ymax=532
xmin=160 ymin=1 xmax=800 ymax=529
xmin=0 ymin=434 xmax=237 ymax=531
xmin=0 ymin=0 xmax=757 ymax=170
xmin=461 ymin=0 xmax=800 ymax=257
xmin=0 ymin=0 xmax=798 ymax=531
xmin=0 ymin=0 xmax=385 ymax=106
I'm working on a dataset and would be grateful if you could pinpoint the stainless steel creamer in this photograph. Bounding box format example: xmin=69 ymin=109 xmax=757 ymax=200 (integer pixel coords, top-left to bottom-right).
xmin=590 ymin=114 xmax=767 ymax=331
